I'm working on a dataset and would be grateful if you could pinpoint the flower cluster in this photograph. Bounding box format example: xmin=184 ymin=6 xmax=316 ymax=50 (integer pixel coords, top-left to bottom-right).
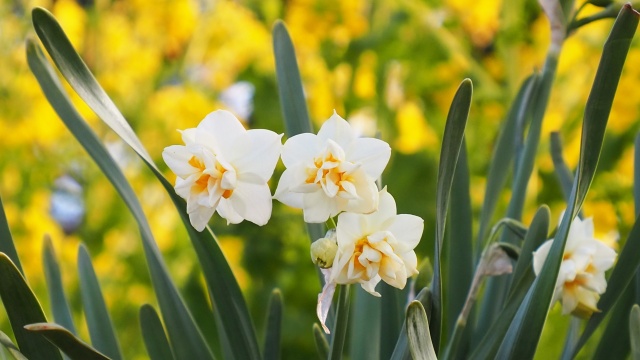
xmin=533 ymin=212 xmax=617 ymax=318
xmin=164 ymin=110 xmax=424 ymax=333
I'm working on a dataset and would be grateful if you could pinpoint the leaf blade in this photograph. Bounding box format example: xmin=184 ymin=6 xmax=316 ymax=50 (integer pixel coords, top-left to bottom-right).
xmin=406 ymin=301 xmax=437 ymax=360
xmin=0 ymin=253 xmax=62 ymax=360
xmin=24 ymin=323 xmax=110 ymax=360
xmin=139 ymin=304 xmax=175 ymax=360
xmin=42 ymin=236 xmax=76 ymax=335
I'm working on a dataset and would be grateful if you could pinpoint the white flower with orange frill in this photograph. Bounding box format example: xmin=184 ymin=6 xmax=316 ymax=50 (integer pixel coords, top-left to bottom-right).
xmin=533 ymin=212 xmax=617 ymax=318
xmin=316 ymin=188 xmax=423 ymax=333
xmin=162 ymin=110 xmax=282 ymax=231
xmin=274 ymin=111 xmax=391 ymax=223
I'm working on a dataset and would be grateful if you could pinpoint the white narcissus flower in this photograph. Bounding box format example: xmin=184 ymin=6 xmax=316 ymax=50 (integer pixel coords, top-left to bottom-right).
xmin=162 ymin=110 xmax=282 ymax=231
xmin=330 ymin=188 xmax=423 ymax=296
xmin=274 ymin=111 xmax=391 ymax=223
xmin=533 ymin=212 xmax=617 ymax=318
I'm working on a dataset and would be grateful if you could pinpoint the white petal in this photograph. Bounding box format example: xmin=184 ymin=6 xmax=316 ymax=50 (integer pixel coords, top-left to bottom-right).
xmin=197 ymin=110 xmax=246 ymax=154
xmin=317 ymin=112 xmax=356 ymax=149
xmin=273 ymin=169 xmax=304 ymax=208
xmin=360 ymin=276 xmax=382 ymax=297
xmin=302 ymin=190 xmax=338 ymax=223
xmin=188 ymin=205 xmax=216 ymax=232
xmin=317 ymin=269 xmax=336 ymax=334
xmin=180 ymin=128 xmax=198 ymax=145
xmin=163 ymin=145 xmax=198 ymax=178
xmin=347 ymin=137 xmax=391 ymax=178
xmin=591 ymin=241 xmax=617 ymax=271
xmin=229 ymin=129 xmax=283 ymax=181
xmin=216 ymin=198 xmax=244 ymax=224
xmin=387 ymin=214 xmax=424 ymax=252
xmin=532 ymin=240 xmax=553 ymax=275
xmin=401 ymin=250 xmax=419 ymax=276
xmin=343 ymin=170 xmax=379 ymax=214
xmin=561 ymin=287 xmax=579 ymax=314
xmin=228 ymin=181 xmax=273 ymax=226
xmin=281 ymin=133 xmax=319 ymax=167
xmin=336 ymin=212 xmax=367 ymax=246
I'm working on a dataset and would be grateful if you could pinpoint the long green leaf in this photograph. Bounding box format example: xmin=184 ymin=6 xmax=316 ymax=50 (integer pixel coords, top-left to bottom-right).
xmin=77 ymin=245 xmax=122 ymax=360
xmin=469 ymin=206 xmax=549 ymax=360
xmin=498 ymin=6 xmax=638 ymax=359
xmin=380 ymin=283 xmax=403 ymax=359
xmin=630 ymin=305 xmax=640 ymax=360
xmin=312 ymin=324 xmax=329 ymax=359
xmin=350 ymin=286 xmax=380 ymax=360
xmin=406 ymin=301 xmax=437 ymax=360
xmin=328 ymin=285 xmax=351 ymax=360
xmin=0 ymin=253 xmax=62 ymax=360
xmin=476 ymin=54 xmax=552 ymax=339
xmin=550 ymin=132 xmax=575 ymax=204
xmin=42 ymin=236 xmax=76 ymax=335
xmin=0 ymin=196 xmax=22 ymax=275
xmin=34 ymin=9 xmax=260 ymax=357
xmin=272 ymin=20 xmax=312 ymax=137
xmin=445 ymin=141 xmax=473 ymax=352
xmin=475 ymin=74 xmax=538 ymax=257
xmin=263 ymin=289 xmax=283 ymax=360
xmin=390 ymin=287 xmax=434 ymax=360
xmin=139 ymin=304 xmax=174 ymax=360
xmin=26 ymin=38 xmax=215 ymax=360
xmin=24 ymin=323 xmax=109 ymax=360
xmin=592 ymin=285 xmax=634 ymax=359
xmin=0 ymin=331 xmax=27 ymax=360
xmin=430 ymin=78 xmax=473 ymax=353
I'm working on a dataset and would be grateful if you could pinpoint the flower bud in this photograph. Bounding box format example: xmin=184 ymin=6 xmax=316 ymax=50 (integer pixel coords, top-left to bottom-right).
xmin=310 ymin=230 xmax=338 ymax=268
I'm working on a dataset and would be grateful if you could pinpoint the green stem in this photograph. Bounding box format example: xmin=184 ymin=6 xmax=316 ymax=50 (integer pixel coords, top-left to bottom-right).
xmin=329 ymin=285 xmax=351 ymax=360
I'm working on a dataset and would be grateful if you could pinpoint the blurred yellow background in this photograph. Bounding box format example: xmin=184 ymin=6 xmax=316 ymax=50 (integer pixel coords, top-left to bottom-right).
xmin=0 ymin=0 xmax=638 ymax=358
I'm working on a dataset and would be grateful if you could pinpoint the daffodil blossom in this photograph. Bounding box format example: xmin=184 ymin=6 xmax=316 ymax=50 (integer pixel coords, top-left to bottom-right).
xmin=162 ymin=110 xmax=282 ymax=231
xmin=533 ymin=212 xmax=617 ymax=318
xmin=331 ymin=188 xmax=423 ymax=295
xmin=274 ymin=111 xmax=391 ymax=223
xmin=316 ymin=188 xmax=423 ymax=333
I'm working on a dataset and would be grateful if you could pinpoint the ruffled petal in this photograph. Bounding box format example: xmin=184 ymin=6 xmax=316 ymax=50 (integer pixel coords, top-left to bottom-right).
xmin=281 ymin=133 xmax=319 ymax=167
xmin=317 ymin=111 xmax=355 ymax=149
xmin=197 ymin=110 xmax=246 ymax=154
xmin=228 ymin=181 xmax=273 ymax=226
xmin=229 ymin=129 xmax=283 ymax=181
xmin=347 ymin=137 xmax=391 ymax=178
xmin=162 ymin=145 xmax=198 ymax=178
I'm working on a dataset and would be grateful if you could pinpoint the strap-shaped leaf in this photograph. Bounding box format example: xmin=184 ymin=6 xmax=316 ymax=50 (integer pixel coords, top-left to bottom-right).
xmin=469 ymin=206 xmax=549 ymax=360
xmin=630 ymin=305 xmax=640 ymax=360
xmin=313 ymin=324 xmax=329 ymax=359
xmin=24 ymin=323 xmax=109 ymax=360
xmin=0 ymin=253 xmax=62 ymax=359
xmin=35 ymin=9 xmax=261 ymax=356
xmin=445 ymin=141 xmax=473 ymax=353
xmin=406 ymin=301 xmax=437 ymax=360
xmin=31 ymin=9 xmax=261 ymax=357
xmin=592 ymin=286 xmax=634 ymax=359
xmin=0 ymin=331 xmax=27 ymax=360
xmin=31 ymin=9 xmax=152 ymax=167
xmin=350 ymin=286 xmax=381 ymax=360
xmin=328 ymin=285 xmax=351 ymax=360
xmin=430 ymin=78 xmax=473 ymax=353
xmin=26 ymin=39 xmax=215 ymax=360
xmin=550 ymin=132 xmax=575 ymax=203
xmin=475 ymin=74 xmax=538 ymax=256
xmin=272 ymin=20 xmax=312 ymax=137
xmin=0 ymin=196 xmax=22 ymax=275
xmin=42 ymin=236 xmax=76 ymax=335
xmin=498 ymin=6 xmax=638 ymax=359
xmin=139 ymin=304 xmax=174 ymax=360
xmin=263 ymin=289 xmax=283 ymax=360
xmin=77 ymin=245 xmax=122 ymax=360
xmin=390 ymin=287 xmax=433 ymax=360
xmin=380 ymin=283 xmax=403 ymax=359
